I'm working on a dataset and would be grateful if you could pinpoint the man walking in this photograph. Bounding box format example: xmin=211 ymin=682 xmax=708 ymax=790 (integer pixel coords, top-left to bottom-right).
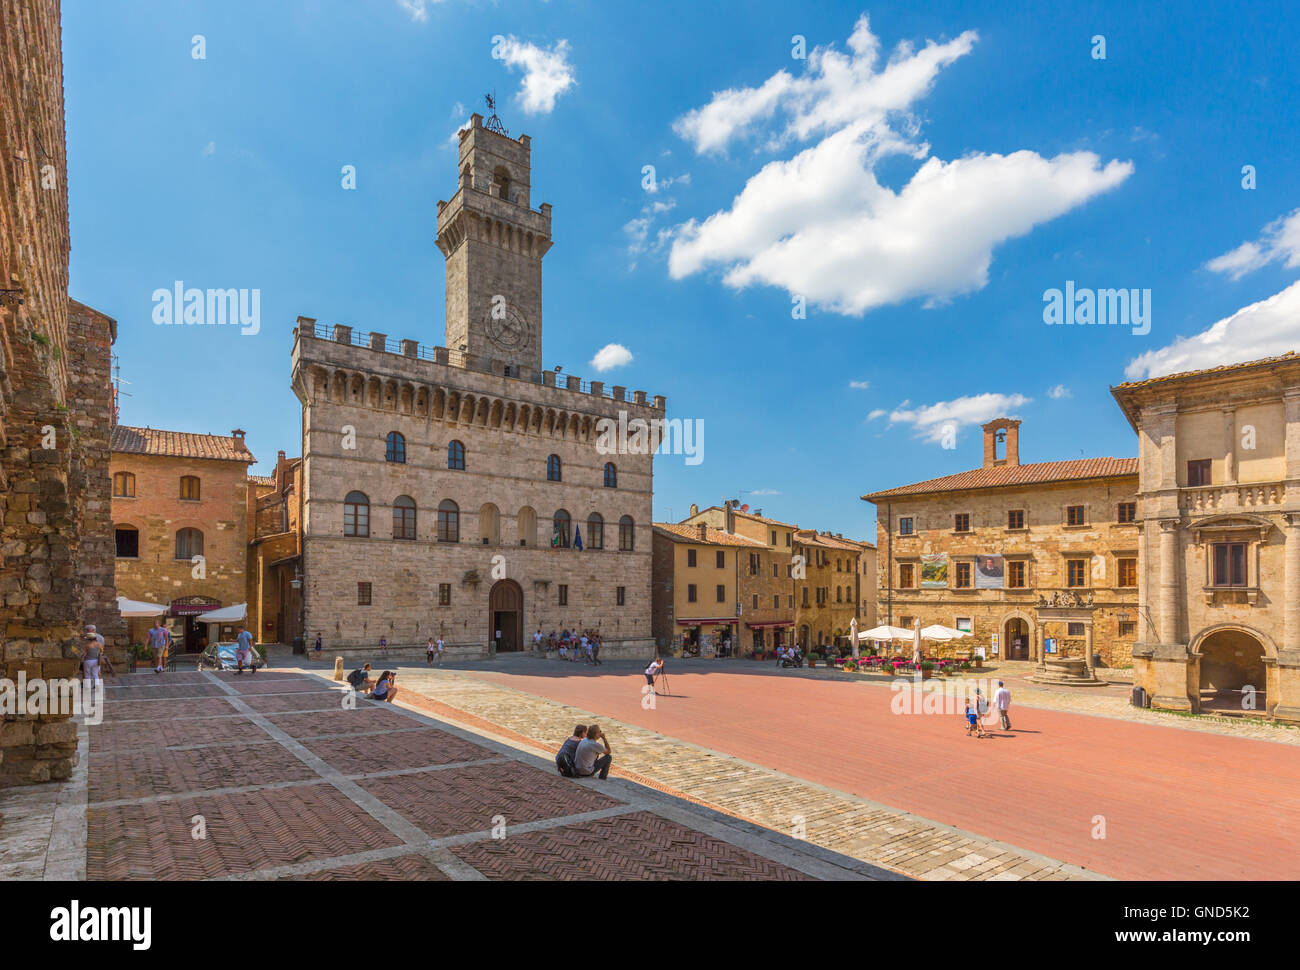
xmin=80 ymin=625 xmax=105 ymax=684
xmin=435 ymin=635 xmax=445 ymax=666
xmin=574 ymin=724 xmax=613 ymax=780
xmin=234 ymin=623 xmax=257 ymax=675
xmin=426 ymin=636 xmax=436 ymax=665
xmin=993 ymin=680 xmax=1013 ymax=731
xmin=314 ymin=632 xmax=323 ymax=659
xmin=146 ymin=619 xmax=171 ymax=674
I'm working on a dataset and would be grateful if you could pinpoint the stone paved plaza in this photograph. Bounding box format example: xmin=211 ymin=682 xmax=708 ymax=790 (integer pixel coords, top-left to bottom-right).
xmin=0 ymin=669 xmax=889 ymax=882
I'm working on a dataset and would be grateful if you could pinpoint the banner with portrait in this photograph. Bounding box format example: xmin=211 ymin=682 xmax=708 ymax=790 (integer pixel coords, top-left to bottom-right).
xmin=976 ymin=554 xmax=1004 ymax=589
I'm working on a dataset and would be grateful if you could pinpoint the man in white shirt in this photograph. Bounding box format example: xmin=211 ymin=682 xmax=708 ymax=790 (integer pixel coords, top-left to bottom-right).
xmin=533 ymin=629 xmax=543 ymax=652
xmin=435 ymin=636 xmax=445 ymax=666
xmin=993 ymin=681 xmax=1012 ymax=730
xmin=573 ymin=724 xmax=612 ymax=780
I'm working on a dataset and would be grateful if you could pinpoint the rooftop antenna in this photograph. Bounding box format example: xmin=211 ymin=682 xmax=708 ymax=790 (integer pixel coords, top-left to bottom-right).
xmin=484 ymin=91 xmax=508 ymax=136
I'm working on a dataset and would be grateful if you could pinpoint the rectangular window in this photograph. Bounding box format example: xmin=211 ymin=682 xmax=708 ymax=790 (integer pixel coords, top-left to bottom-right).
xmin=114 ymin=528 xmax=139 ymax=558
xmin=900 ymin=615 xmax=915 ymax=629
xmin=1212 ymin=542 xmax=1247 ymax=587
xmin=1067 ymin=622 xmax=1085 ymax=637
xmin=1008 ymin=560 xmax=1026 ymax=588
xmin=357 ymin=582 xmax=372 ymax=606
xmin=1118 ymin=501 xmax=1137 ymax=524
xmin=801 ymin=587 xmax=809 ymax=607
xmin=687 ymin=584 xmax=697 ymax=603
xmin=1118 ymin=620 xmax=1137 ymax=637
xmin=955 ymin=561 xmax=973 ymax=588
xmin=687 ymin=548 xmax=697 ymax=567
xmin=772 ymin=563 xmax=778 ymax=578
xmin=716 ymin=584 xmax=726 ymax=603
xmin=438 ymin=583 xmax=451 ymax=606
xmin=749 ymin=553 xmax=760 ymax=576
xmin=1117 ymin=557 xmax=1137 ymax=588
xmin=954 ymin=513 xmax=970 ymax=533
xmin=772 ymin=595 xmax=779 ymax=609
xmin=898 ymin=517 xmax=914 ymax=536
xmin=1008 ymin=509 xmax=1025 ymax=530
xmin=616 ymin=586 xmax=626 ymax=606
xmin=1067 ymin=559 xmax=1087 ymax=587
xmin=180 ymin=476 xmax=200 ymax=501
xmin=899 ymin=563 xmax=915 ymax=588
xmin=716 ymin=550 xmax=725 ymax=569
xmin=1066 ymin=505 xmax=1085 ymax=526
xmin=787 ymin=594 xmax=793 ymax=608
xmin=559 ymin=584 xmax=569 ymax=606
xmin=1187 ymin=459 xmax=1212 ymax=487
xmin=770 ymin=530 xmax=777 ymax=545
xmin=752 ymin=595 xmax=758 ymax=609
xmin=785 ymin=534 xmax=791 ymax=547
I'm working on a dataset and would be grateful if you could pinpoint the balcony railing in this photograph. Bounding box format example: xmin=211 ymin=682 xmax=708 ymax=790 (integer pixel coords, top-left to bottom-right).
xmin=1179 ymin=482 xmax=1285 ymax=514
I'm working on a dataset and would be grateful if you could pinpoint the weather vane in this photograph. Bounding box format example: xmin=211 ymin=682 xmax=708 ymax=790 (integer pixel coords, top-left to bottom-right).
xmin=484 ymin=91 xmax=508 ymax=135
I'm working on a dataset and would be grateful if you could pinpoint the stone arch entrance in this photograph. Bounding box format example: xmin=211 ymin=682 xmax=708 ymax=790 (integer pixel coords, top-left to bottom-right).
xmin=1004 ymin=616 xmax=1030 ymax=661
xmin=488 ymin=579 xmax=523 ymax=652
xmin=1195 ymin=627 xmax=1268 ymax=711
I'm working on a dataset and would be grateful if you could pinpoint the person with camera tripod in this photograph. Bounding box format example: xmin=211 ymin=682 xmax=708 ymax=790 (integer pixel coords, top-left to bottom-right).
xmin=645 ymin=655 xmax=665 ymax=694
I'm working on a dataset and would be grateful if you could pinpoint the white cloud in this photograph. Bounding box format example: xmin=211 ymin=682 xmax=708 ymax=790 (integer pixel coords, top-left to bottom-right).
xmin=1206 ymin=208 xmax=1300 ymax=280
xmin=397 ymin=0 xmax=437 ymax=23
xmin=867 ymin=408 xmax=886 ymax=420
xmin=849 ymin=380 xmax=870 ymax=389
xmin=667 ymin=16 xmax=1131 ymax=317
xmin=889 ymin=393 xmax=1030 ymax=444
xmin=590 ymin=343 xmax=633 ymax=372
xmin=494 ymin=36 xmax=576 ymax=114
xmin=202 ymin=141 xmax=215 ymax=156
xmin=1124 ymin=279 xmax=1300 ymax=381
xmin=1048 ymin=384 xmax=1070 ymax=399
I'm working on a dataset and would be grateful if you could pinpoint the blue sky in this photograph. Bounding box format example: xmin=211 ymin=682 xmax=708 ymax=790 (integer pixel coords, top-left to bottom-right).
xmin=64 ymin=0 xmax=1300 ymax=540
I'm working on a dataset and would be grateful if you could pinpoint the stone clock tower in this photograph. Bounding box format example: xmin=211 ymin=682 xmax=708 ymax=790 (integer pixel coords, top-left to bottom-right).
xmin=436 ymin=110 xmax=552 ymax=375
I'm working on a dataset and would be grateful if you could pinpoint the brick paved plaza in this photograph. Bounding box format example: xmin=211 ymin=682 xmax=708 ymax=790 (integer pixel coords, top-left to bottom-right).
xmin=0 ymin=668 xmax=890 ymax=882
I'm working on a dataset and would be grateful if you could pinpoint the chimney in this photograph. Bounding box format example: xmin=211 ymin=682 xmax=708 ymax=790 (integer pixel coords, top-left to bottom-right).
xmin=231 ymin=428 xmax=246 ymax=440
xmin=724 ymin=500 xmax=736 ymax=534
xmin=981 ymin=418 xmax=1021 ymax=468
xmin=689 ymin=503 xmax=699 ymax=516
xmin=698 ymin=523 xmax=707 ymax=542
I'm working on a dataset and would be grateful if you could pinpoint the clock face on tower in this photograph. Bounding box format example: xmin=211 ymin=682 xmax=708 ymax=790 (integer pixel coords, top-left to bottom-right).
xmin=481 ymin=302 xmax=531 ymax=353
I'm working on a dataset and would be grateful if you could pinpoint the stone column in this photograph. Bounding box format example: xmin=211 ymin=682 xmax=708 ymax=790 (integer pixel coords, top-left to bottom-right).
xmin=1158 ymin=520 xmax=1180 ymax=645
xmin=1084 ymin=621 xmax=1095 ymax=678
xmin=1286 ymin=513 xmax=1300 ymax=654
xmin=1223 ymin=407 xmax=1237 ymax=486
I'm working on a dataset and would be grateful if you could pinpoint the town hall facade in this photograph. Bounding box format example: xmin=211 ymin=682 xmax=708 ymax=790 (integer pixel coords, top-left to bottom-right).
xmin=289 ymin=112 xmax=662 ymax=656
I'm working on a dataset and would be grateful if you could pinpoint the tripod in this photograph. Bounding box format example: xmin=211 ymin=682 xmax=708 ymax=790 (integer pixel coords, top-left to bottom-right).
xmin=655 ymin=670 xmax=671 ymax=696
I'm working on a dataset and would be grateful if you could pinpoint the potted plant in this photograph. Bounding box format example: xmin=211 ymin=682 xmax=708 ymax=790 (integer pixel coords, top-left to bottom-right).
xmin=974 ymin=654 xmax=984 ymax=668
xmin=919 ymin=660 xmax=935 ymax=681
xmin=843 ymin=658 xmax=858 ymax=673
xmin=808 ymin=651 xmax=820 ymax=668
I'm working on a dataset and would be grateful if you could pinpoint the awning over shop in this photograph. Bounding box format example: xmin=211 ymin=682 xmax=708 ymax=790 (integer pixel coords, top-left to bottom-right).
xmin=746 ymin=621 xmax=794 ymax=628
xmin=675 ymin=617 xmax=734 ymax=625
xmin=116 ymin=596 xmax=169 ymax=618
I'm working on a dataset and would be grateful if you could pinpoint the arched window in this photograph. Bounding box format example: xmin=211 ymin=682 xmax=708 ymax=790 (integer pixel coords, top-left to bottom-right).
xmin=517 ymin=506 xmax=537 ymax=547
xmin=552 ymin=509 xmax=571 ymax=548
xmin=178 ymin=475 xmax=200 ymax=500
xmin=619 ymin=515 xmax=635 ymax=552
xmin=547 ymin=454 xmax=562 ymax=482
xmin=114 ymin=526 xmax=139 ymax=559
xmin=175 ymin=528 xmax=204 ymax=560
xmin=603 ymin=462 xmax=617 ymax=488
xmin=344 ymin=491 xmax=370 ymax=537
xmin=494 ymin=165 xmax=511 ymax=200
xmin=479 ymin=503 xmax=500 ymax=545
xmin=437 ymin=499 xmax=460 ymax=543
xmin=393 ymin=495 xmax=417 ymax=540
xmin=836 ymin=587 xmax=843 ymax=603
xmin=448 ymin=440 xmax=465 ymax=470
xmin=113 ymin=472 xmax=135 ymax=498
xmin=385 ymin=432 xmax=406 ymax=463
xmin=586 ymin=513 xmax=604 ymax=550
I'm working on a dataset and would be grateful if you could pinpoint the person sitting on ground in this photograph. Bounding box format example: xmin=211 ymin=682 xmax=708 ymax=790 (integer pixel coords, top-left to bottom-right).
xmin=369 ymin=670 xmax=397 ymax=702
xmin=555 ymin=724 xmax=586 ymax=776
xmin=347 ymin=663 xmax=374 ymax=691
xmin=574 ymin=723 xmax=613 ymax=780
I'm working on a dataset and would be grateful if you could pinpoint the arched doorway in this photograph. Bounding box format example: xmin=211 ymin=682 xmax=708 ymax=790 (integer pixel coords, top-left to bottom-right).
xmin=1004 ymin=617 xmax=1030 ymax=661
xmin=488 ymin=579 xmax=523 ymax=652
xmin=1198 ymin=628 xmax=1267 ymax=712
xmin=799 ymin=625 xmax=810 ymax=650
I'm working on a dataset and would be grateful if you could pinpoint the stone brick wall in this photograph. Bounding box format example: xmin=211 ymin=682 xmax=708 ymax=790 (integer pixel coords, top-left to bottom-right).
xmin=1 ymin=0 xmax=122 ymax=786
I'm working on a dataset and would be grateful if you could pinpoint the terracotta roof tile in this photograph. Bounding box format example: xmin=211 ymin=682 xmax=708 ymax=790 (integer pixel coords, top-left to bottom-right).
xmin=863 ymin=457 xmax=1137 ymax=501
xmin=111 ymin=425 xmax=255 ymax=463
xmin=653 ymin=523 xmax=767 ymax=547
xmin=1111 ymin=350 xmax=1300 ymax=391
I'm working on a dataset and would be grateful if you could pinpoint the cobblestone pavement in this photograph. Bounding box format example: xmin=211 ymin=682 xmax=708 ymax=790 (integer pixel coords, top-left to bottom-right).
xmin=305 ymin=663 xmax=1104 ymax=881
xmin=313 ymin=654 xmax=1300 ymax=880
xmin=0 ymin=669 xmax=890 ymax=882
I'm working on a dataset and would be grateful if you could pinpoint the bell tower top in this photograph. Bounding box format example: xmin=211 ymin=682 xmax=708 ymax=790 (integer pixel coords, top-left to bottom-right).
xmin=436 ymin=104 xmax=552 ymax=375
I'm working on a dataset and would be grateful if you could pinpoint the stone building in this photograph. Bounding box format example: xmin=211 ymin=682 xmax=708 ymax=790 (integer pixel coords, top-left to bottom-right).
xmin=110 ymin=427 xmax=254 ymax=651
xmin=246 ymin=450 xmax=303 ymax=646
xmin=290 ymin=114 xmax=662 ymax=657
xmin=863 ymin=419 xmax=1140 ymax=668
xmin=1112 ymin=353 xmax=1300 ymax=721
xmin=651 ymin=521 xmax=765 ymax=655
xmin=1 ymin=0 xmax=123 ymax=786
xmin=792 ymin=530 xmax=877 ymax=651
xmin=682 ymin=505 xmax=797 ymax=654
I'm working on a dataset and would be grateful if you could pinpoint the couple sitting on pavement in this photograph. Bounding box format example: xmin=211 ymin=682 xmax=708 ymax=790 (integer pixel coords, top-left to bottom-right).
xmin=555 ymin=723 xmax=612 ymax=780
xmin=346 ymin=663 xmax=398 ymax=702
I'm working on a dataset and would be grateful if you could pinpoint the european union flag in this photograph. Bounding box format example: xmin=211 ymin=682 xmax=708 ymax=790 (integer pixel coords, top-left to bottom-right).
xmin=573 ymin=525 xmax=584 ymax=551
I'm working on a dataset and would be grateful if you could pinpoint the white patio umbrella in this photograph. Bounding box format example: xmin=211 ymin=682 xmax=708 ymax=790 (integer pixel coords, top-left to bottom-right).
xmin=196 ymin=603 xmax=248 ymax=626
xmin=850 ymin=617 xmax=859 ymax=659
xmin=920 ymin=624 xmax=972 ymax=642
xmin=911 ymin=616 xmax=923 ymax=665
xmin=858 ymin=625 xmax=914 ymax=641
xmin=115 ymin=595 xmax=168 ymax=617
